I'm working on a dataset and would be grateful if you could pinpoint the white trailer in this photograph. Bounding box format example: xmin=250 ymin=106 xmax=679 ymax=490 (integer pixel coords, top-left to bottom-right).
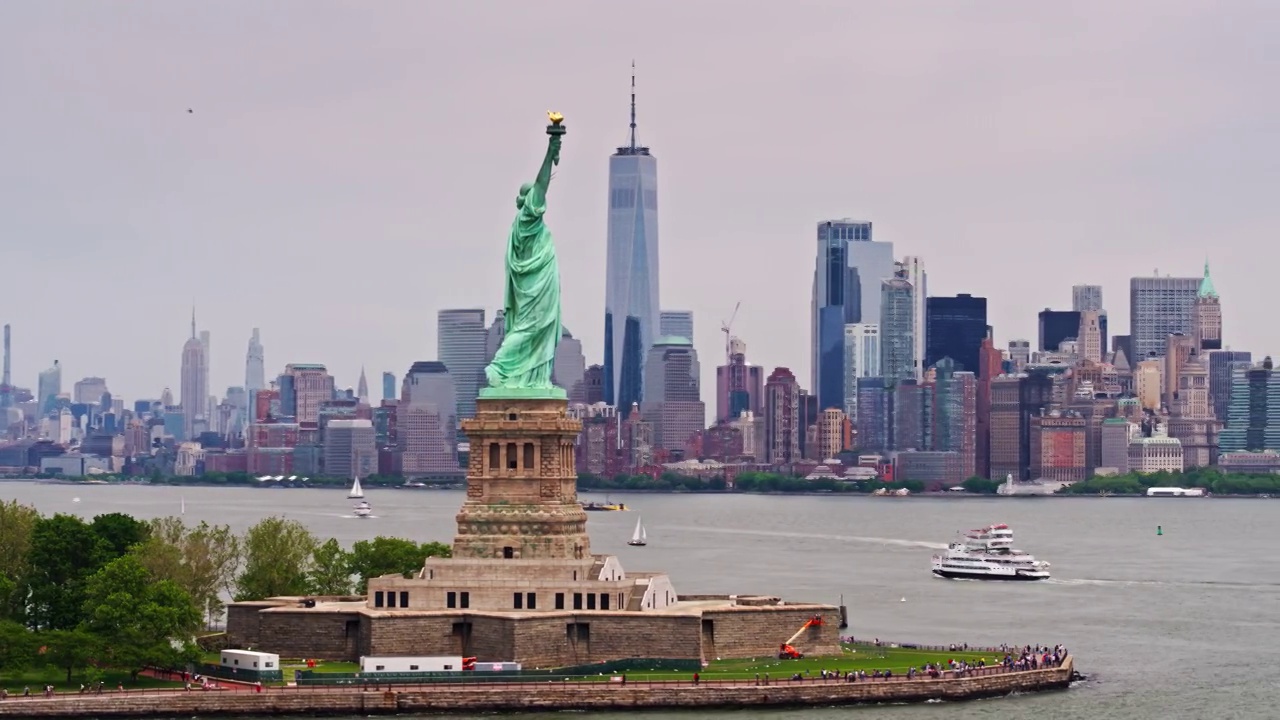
xmin=219 ymin=649 xmax=280 ymax=671
xmin=359 ymin=656 xmax=464 ymax=673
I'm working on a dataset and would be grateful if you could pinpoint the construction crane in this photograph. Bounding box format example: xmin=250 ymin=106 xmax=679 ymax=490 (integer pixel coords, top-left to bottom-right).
xmin=720 ymin=301 xmax=741 ymax=365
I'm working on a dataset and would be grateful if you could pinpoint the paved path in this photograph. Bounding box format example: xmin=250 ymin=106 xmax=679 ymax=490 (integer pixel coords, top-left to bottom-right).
xmin=136 ymin=668 xmax=257 ymax=692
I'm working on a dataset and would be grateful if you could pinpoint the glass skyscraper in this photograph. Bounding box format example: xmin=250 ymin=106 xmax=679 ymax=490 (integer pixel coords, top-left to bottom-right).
xmin=842 ymin=323 xmax=880 ymax=420
xmin=879 ymin=278 xmax=915 ymax=384
xmin=1218 ymin=357 xmax=1280 ymax=453
xmin=659 ymin=310 xmax=693 ymax=342
xmin=603 ymin=73 xmax=660 ymax=415
xmin=1208 ymin=350 xmax=1251 ymax=421
xmin=925 ymin=294 xmax=988 ymax=374
xmin=811 ymin=219 xmax=893 ymax=412
xmin=437 ymin=309 xmax=487 ymax=420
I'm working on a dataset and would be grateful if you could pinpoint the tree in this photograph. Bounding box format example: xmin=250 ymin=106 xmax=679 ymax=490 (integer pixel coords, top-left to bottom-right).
xmin=0 ymin=500 xmax=39 ymax=621
xmin=41 ymin=629 xmax=102 ymax=684
xmin=0 ymin=620 xmax=38 ymax=679
xmin=25 ymin=514 xmax=110 ymax=630
xmin=235 ymin=517 xmax=317 ymax=600
xmin=82 ymin=554 xmax=201 ymax=680
xmin=185 ymin=522 xmax=240 ymax=626
xmin=90 ymin=513 xmax=151 ymax=557
xmin=135 ymin=517 xmax=241 ymax=626
xmin=961 ymin=477 xmax=1002 ymax=494
xmin=308 ymin=539 xmax=354 ymax=595
xmin=348 ymin=537 xmax=451 ymax=593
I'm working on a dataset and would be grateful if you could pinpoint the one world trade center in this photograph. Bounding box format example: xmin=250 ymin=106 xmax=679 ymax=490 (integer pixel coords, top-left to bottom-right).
xmin=603 ymin=67 xmax=660 ymax=415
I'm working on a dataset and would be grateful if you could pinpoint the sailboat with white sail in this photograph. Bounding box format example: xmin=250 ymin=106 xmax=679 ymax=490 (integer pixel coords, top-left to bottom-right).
xmin=349 ymin=475 xmax=372 ymax=518
xmin=627 ymin=516 xmax=647 ymax=547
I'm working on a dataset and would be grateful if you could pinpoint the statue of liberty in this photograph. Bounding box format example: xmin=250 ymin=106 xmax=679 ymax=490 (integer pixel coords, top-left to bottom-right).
xmin=481 ymin=112 xmax=567 ymax=398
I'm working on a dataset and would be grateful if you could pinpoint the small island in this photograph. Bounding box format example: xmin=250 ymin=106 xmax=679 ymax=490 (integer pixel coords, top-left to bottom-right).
xmin=0 ymin=116 xmax=1079 ymax=717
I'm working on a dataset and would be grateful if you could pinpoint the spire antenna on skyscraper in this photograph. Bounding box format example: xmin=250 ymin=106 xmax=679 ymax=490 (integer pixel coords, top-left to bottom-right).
xmin=191 ymin=305 xmax=196 ymax=339
xmin=629 ymin=60 xmax=638 ymax=152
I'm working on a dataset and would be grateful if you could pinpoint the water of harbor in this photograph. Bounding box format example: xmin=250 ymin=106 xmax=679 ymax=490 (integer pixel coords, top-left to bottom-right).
xmin=6 ymin=481 xmax=1277 ymax=720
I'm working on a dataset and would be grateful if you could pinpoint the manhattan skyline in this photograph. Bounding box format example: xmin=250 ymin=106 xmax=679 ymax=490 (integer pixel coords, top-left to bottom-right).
xmin=1 ymin=1 xmax=1274 ymax=405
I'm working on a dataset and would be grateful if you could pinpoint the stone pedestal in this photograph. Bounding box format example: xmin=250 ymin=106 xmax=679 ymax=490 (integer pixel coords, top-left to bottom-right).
xmin=454 ymin=396 xmax=589 ymax=560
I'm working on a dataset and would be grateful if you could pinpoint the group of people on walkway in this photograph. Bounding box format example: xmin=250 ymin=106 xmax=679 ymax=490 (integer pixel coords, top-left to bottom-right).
xmin=1003 ymin=644 xmax=1068 ymax=671
xmin=0 ymin=682 xmax=123 ymax=700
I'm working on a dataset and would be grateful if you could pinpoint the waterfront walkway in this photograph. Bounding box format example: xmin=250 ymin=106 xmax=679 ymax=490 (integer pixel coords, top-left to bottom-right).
xmin=0 ymin=656 xmax=1072 ymax=709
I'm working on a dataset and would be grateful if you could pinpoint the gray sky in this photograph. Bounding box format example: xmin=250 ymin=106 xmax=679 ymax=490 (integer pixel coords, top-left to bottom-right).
xmin=2 ymin=1 xmax=1276 ymax=405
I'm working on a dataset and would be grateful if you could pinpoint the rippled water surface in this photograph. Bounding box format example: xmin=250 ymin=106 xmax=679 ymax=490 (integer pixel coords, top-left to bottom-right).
xmin=7 ymin=482 xmax=1277 ymax=719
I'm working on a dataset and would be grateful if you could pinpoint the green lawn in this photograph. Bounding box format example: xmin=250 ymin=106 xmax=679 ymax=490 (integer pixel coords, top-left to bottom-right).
xmin=263 ymin=644 xmax=1008 ymax=685
xmin=607 ymin=644 xmax=1005 ymax=681
xmin=0 ymin=667 xmax=181 ymax=693
xmin=280 ymin=659 xmax=360 ymax=674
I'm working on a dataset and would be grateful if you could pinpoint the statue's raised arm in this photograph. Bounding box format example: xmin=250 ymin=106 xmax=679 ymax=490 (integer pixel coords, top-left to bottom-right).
xmin=527 ymin=111 xmax=565 ymax=210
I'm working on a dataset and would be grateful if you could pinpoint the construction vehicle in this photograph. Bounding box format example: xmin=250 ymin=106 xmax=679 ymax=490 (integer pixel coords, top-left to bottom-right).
xmin=778 ymin=615 xmax=824 ymax=659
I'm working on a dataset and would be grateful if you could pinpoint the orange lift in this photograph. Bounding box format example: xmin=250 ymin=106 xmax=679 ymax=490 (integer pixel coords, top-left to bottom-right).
xmin=778 ymin=615 xmax=824 ymax=659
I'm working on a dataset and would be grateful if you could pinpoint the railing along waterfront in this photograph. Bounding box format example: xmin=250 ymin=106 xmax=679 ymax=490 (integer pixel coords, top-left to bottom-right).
xmin=0 ymin=657 xmax=1068 ymax=701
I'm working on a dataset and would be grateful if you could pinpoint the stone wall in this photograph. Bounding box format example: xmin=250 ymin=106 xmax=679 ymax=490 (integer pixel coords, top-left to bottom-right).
xmin=509 ymin=612 xmax=703 ymax=668
xmin=362 ymin=614 xmax=461 ymax=659
xmin=256 ymin=610 xmax=361 ymax=660
xmin=244 ymin=601 xmax=838 ymax=665
xmin=364 ymin=611 xmax=703 ymax=667
xmin=702 ymin=606 xmax=841 ymax=659
xmin=0 ymin=690 xmax=397 ymax=718
xmin=0 ymin=658 xmax=1073 ymax=717
xmin=225 ymin=604 xmax=262 ymax=647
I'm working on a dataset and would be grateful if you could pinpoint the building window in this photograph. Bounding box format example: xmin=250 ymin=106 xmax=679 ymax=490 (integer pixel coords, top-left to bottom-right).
xmin=489 ymin=443 xmax=499 ymax=470
xmin=374 ymin=591 xmax=385 ymax=608
xmin=601 ymin=593 xmax=610 ymax=610
xmin=503 ymin=546 xmax=514 ymax=559
xmin=523 ymin=443 xmax=535 ymax=469
xmin=555 ymin=593 xmax=565 ymax=610
xmin=400 ymin=591 xmax=409 ymax=608
xmin=514 ymin=592 xmax=523 ymax=610
xmin=506 ymin=443 xmax=518 ymax=469
xmin=573 ymin=592 xmax=583 ymax=610
xmin=409 ymin=665 xmax=419 ymax=671
xmin=446 ymin=591 xmax=457 ymax=609
xmin=619 ymin=593 xmax=624 ymax=609
xmin=587 ymin=594 xmax=596 ymax=610
xmin=527 ymin=592 xmax=537 ymax=610
xmin=460 ymin=592 xmax=470 ymax=609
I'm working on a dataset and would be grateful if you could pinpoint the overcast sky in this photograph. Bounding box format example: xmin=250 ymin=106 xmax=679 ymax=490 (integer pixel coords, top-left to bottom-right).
xmin=2 ymin=1 xmax=1276 ymax=406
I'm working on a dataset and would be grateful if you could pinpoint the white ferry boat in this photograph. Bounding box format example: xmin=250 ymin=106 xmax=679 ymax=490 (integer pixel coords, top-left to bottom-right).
xmin=931 ymin=523 xmax=1050 ymax=581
